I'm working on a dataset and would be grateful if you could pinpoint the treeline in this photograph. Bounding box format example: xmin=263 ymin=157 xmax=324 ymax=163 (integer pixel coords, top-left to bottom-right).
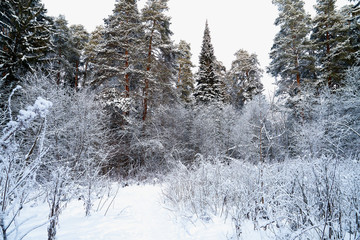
xmin=1 ymin=0 xmax=359 ymax=174
xmin=0 ymin=0 xmax=265 ymax=175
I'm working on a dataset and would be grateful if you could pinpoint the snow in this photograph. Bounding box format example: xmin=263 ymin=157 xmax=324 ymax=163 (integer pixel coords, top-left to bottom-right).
xmin=13 ymin=97 xmax=52 ymax=130
xmin=20 ymin=184 xmax=236 ymax=240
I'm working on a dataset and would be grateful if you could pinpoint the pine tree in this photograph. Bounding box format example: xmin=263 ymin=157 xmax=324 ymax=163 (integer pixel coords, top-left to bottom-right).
xmin=338 ymin=4 xmax=360 ymax=67
xmin=83 ymin=25 xmax=105 ymax=84
xmin=69 ymin=24 xmax=89 ymax=89
xmin=141 ymin=0 xmax=174 ymax=121
xmin=268 ymin=0 xmax=313 ymax=97
xmin=92 ymin=0 xmax=145 ymax=114
xmin=194 ymin=21 xmax=225 ymax=104
xmin=227 ymin=49 xmax=264 ymax=108
xmin=311 ymin=0 xmax=351 ymax=89
xmin=176 ymin=40 xmax=195 ymax=104
xmin=0 ymin=0 xmax=52 ymax=98
xmin=51 ymin=15 xmax=77 ymax=86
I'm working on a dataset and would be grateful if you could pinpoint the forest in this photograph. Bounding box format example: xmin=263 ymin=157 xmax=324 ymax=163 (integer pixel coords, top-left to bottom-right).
xmin=0 ymin=0 xmax=360 ymax=239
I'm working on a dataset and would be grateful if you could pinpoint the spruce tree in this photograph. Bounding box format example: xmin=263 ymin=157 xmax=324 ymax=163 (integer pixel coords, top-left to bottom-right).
xmin=227 ymin=49 xmax=264 ymax=108
xmin=194 ymin=21 xmax=225 ymax=104
xmin=176 ymin=40 xmax=195 ymax=104
xmin=268 ymin=0 xmax=313 ymax=97
xmin=0 ymin=0 xmax=52 ymax=98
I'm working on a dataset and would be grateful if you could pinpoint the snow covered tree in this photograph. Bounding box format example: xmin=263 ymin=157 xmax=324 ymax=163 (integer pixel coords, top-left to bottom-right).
xmin=213 ymin=59 xmax=229 ymax=102
xmin=92 ymin=0 xmax=145 ymax=116
xmin=83 ymin=25 xmax=105 ymax=84
xmin=268 ymin=0 xmax=314 ymax=97
xmin=69 ymin=24 xmax=89 ymax=89
xmin=176 ymin=40 xmax=195 ymax=104
xmin=51 ymin=17 xmax=88 ymax=89
xmin=0 ymin=0 xmax=52 ymax=105
xmin=51 ymin=15 xmax=80 ymax=87
xmin=17 ymin=71 xmax=111 ymax=238
xmin=194 ymin=21 xmax=225 ymax=104
xmin=141 ymin=0 xmax=174 ymax=121
xmin=0 ymin=87 xmax=52 ymax=240
xmin=338 ymin=4 xmax=360 ymax=67
xmin=311 ymin=0 xmax=352 ymax=89
xmin=227 ymin=49 xmax=264 ymax=108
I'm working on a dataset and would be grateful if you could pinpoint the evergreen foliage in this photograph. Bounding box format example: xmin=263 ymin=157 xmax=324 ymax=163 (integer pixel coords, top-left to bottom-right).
xmin=194 ymin=21 xmax=225 ymax=104
xmin=176 ymin=40 xmax=195 ymax=104
xmin=83 ymin=25 xmax=105 ymax=84
xmin=227 ymin=49 xmax=264 ymax=108
xmin=141 ymin=0 xmax=175 ymax=121
xmin=268 ymin=0 xmax=313 ymax=97
xmin=51 ymin=16 xmax=89 ymax=88
xmin=69 ymin=24 xmax=89 ymax=88
xmin=0 ymin=0 xmax=53 ymax=102
xmin=311 ymin=0 xmax=353 ymax=88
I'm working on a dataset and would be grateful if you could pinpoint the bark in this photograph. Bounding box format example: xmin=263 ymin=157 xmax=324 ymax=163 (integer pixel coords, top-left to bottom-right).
xmin=125 ymin=49 xmax=130 ymax=98
xmin=57 ymin=49 xmax=61 ymax=85
xmin=83 ymin=60 xmax=88 ymax=85
xmin=75 ymin=60 xmax=79 ymax=89
xmin=142 ymin=25 xmax=155 ymax=122
xmin=125 ymin=49 xmax=130 ymax=116
xmin=326 ymin=30 xmax=332 ymax=87
xmin=177 ymin=63 xmax=182 ymax=88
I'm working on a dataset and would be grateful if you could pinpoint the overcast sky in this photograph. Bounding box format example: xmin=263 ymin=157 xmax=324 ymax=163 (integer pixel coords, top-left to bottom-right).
xmin=41 ymin=0 xmax=350 ymax=94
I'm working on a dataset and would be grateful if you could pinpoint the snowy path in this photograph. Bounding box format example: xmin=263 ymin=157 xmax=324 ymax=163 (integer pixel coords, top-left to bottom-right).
xmin=21 ymin=184 xmax=233 ymax=240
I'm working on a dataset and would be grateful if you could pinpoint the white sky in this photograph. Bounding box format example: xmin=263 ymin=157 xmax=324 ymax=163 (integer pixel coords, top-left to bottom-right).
xmin=41 ymin=0 xmax=350 ymax=95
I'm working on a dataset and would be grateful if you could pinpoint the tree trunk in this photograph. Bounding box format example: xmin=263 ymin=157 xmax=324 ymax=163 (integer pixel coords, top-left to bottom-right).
xmin=83 ymin=60 xmax=88 ymax=85
xmin=57 ymin=49 xmax=61 ymax=85
xmin=326 ymin=30 xmax=332 ymax=88
xmin=177 ymin=64 xmax=182 ymax=88
xmin=125 ymin=49 xmax=130 ymax=116
xmin=75 ymin=60 xmax=79 ymax=90
xmin=142 ymin=25 xmax=154 ymax=122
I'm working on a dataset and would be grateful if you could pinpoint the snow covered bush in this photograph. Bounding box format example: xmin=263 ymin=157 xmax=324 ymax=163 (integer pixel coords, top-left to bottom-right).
xmin=271 ymin=158 xmax=360 ymax=240
xmin=163 ymin=158 xmax=263 ymax=236
xmin=294 ymin=66 xmax=360 ymax=159
xmin=0 ymin=86 xmax=52 ymax=240
xmin=163 ymin=157 xmax=360 ymax=240
xmin=14 ymin=71 xmax=112 ymax=239
xmin=229 ymin=95 xmax=289 ymax=162
xmin=191 ymin=103 xmax=236 ymax=158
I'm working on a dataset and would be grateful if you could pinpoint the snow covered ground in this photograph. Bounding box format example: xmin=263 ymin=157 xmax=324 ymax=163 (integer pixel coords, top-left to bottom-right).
xmin=18 ymin=184 xmax=242 ymax=240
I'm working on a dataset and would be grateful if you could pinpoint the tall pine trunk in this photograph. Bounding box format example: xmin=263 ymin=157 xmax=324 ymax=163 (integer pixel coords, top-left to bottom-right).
xmin=57 ymin=49 xmax=61 ymax=85
xmin=75 ymin=60 xmax=79 ymax=89
xmin=142 ymin=25 xmax=154 ymax=122
xmin=125 ymin=49 xmax=130 ymax=116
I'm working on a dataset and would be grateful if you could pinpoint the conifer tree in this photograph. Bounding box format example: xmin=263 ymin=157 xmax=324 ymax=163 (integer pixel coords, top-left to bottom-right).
xmin=227 ymin=49 xmax=264 ymax=108
xmin=83 ymin=26 xmax=105 ymax=83
xmin=141 ymin=0 xmax=174 ymax=121
xmin=51 ymin=15 xmax=81 ymax=87
xmin=311 ymin=0 xmax=351 ymax=88
xmin=69 ymin=24 xmax=89 ymax=89
xmin=92 ymin=0 xmax=144 ymax=114
xmin=213 ymin=59 xmax=229 ymax=102
xmin=194 ymin=21 xmax=225 ymax=103
xmin=268 ymin=0 xmax=313 ymax=97
xmin=0 ymin=0 xmax=52 ymax=98
xmin=176 ymin=40 xmax=195 ymax=104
